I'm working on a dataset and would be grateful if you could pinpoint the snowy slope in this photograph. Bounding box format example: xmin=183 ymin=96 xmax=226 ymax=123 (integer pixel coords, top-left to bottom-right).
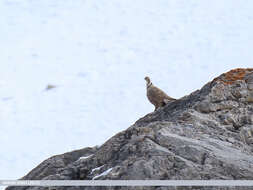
xmin=0 ymin=0 xmax=253 ymax=182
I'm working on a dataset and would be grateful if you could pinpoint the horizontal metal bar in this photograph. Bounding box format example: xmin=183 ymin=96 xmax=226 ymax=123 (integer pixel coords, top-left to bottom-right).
xmin=1 ymin=180 xmax=253 ymax=187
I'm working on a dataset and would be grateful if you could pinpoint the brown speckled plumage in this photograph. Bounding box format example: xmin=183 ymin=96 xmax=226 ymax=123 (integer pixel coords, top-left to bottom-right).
xmin=145 ymin=76 xmax=176 ymax=111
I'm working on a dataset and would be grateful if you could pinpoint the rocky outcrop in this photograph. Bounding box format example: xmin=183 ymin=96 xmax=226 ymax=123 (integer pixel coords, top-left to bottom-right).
xmin=6 ymin=68 xmax=253 ymax=190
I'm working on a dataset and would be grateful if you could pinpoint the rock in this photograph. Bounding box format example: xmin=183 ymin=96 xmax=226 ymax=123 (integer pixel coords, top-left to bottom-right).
xmin=245 ymin=72 xmax=253 ymax=90
xmin=6 ymin=147 xmax=97 ymax=190
xmin=6 ymin=68 xmax=253 ymax=190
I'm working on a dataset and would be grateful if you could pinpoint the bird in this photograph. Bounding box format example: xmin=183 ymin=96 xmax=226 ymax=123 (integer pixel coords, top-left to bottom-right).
xmin=45 ymin=84 xmax=56 ymax=91
xmin=144 ymin=76 xmax=176 ymax=111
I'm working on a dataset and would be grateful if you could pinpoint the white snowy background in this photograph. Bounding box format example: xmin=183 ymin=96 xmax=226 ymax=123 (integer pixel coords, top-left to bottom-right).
xmin=1 ymin=0 xmax=253 ymax=183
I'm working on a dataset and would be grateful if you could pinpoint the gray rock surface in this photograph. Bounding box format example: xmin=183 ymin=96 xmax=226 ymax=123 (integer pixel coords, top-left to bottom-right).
xmin=6 ymin=68 xmax=253 ymax=190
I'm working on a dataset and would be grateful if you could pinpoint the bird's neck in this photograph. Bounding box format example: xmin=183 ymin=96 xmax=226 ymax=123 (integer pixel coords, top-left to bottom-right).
xmin=147 ymin=82 xmax=152 ymax=89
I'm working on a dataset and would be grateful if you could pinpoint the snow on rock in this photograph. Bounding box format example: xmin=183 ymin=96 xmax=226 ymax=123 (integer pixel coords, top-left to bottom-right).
xmin=91 ymin=165 xmax=105 ymax=174
xmin=78 ymin=154 xmax=93 ymax=161
xmin=92 ymin=168 xmax=113 ymax=180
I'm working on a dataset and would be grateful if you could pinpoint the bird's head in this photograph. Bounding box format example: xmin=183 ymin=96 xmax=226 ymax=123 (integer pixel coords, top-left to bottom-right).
xmin=144 ymin=76 xmax=152 ymax=87
xmin=144 ymin=76 xmax=150 ymax=83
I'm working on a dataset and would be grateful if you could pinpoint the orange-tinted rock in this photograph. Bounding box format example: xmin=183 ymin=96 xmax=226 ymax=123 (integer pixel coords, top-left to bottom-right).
xmin=213 ymin=68 xmax=253 ymax=85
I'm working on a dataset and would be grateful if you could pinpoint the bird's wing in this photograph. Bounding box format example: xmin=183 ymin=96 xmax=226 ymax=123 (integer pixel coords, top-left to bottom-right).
xmin=151 ymin=85 xmax=175 ymax=101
